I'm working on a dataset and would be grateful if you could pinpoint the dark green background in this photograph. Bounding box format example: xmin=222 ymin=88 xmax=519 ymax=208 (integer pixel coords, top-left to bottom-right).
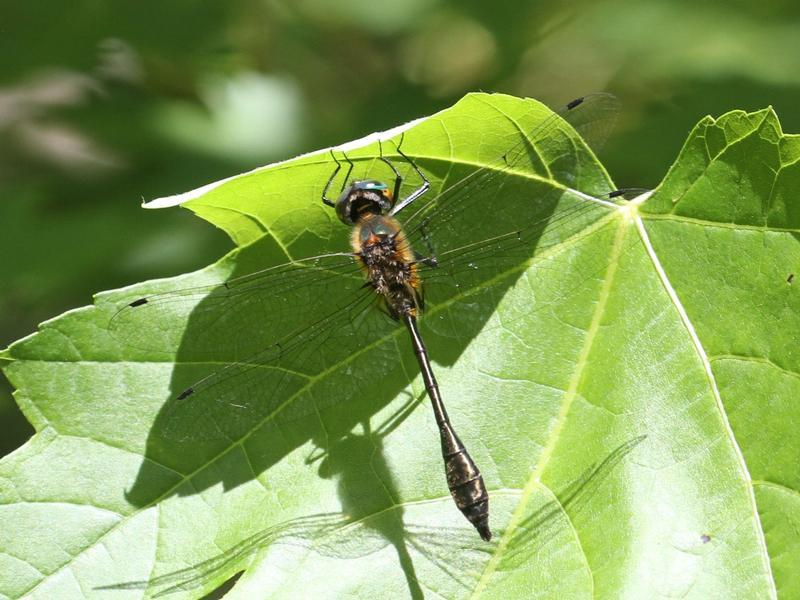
xmin=3 ymin=0 xmax=799 ymax=455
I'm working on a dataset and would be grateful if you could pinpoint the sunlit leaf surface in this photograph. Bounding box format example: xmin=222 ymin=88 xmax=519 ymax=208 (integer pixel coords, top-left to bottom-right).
xmin=1 ymin=93 xmax=796 ymax=598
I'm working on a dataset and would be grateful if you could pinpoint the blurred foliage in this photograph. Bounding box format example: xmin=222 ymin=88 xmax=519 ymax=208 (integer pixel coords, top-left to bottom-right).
xmin=2 ymin=0 xmax=800 ymax=456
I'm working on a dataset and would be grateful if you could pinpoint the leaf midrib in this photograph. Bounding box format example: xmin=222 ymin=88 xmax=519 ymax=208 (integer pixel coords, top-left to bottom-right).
xmin=470 ymin=207 xmax=629 ymax=599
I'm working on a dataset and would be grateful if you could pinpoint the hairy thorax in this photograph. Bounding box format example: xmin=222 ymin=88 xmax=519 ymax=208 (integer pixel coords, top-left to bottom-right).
xmin=352 ymin=213 xmax=421 ymax=319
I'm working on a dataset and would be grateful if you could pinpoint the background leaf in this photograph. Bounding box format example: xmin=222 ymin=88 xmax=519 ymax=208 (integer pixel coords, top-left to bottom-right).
xmin=1 ymin=93 xmax=797 ymax=598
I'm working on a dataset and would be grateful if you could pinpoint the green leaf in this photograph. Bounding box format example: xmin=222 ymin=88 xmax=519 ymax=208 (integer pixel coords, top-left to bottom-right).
xmin=1 ymin=93 xmax=796 ymax=598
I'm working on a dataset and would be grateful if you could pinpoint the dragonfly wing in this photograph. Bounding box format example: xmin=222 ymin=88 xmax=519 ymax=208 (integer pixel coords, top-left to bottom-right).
xmin=158 ymin=287 xmax=380 ymax=442
xmin=108 ymin=251 xmax=382 ymax=442
xmin=399 ymin=93 xmax=620 ymax=257
xmin=109 ymin=252 xmax=360 ymax=360
xmin=396 ymin=95 xmax=624 ymax=337
xmin=561 ymin=92 xmax=621 ymax=151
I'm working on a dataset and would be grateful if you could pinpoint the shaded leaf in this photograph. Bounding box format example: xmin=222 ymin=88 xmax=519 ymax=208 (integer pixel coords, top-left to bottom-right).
xmin=1 ymin=93 xmax=796 ymax=598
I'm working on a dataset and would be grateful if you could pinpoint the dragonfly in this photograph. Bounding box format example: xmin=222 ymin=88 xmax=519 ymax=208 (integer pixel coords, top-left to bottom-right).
xmin=110 ymin=92 xmax=634 ymax=542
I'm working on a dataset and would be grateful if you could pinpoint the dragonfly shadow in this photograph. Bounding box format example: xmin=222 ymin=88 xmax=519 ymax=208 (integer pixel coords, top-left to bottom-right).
xmin=121 ymin=95 xmax=624 ymax=523
xmin=307 ymin=392 xmax=427 ymax=599
xmin=123 ymin=171 xmax=620 ymax=512
xmin=99 ymin=436 xmax=645 ymax=597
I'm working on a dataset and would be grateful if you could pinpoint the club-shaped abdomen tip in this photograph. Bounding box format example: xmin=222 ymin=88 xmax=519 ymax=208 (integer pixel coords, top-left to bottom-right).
xmin=464 ymin=502 xmax=491 ymax=542
xmin=478 ymin=523 xmax=492 ymax=542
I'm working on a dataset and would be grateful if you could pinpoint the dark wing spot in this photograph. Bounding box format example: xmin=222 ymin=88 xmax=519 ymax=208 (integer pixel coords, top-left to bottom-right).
xmin=177 ymin=387 xmax=194 ymax=400
xmin=566 ymin=97 xmax=585 ymax=110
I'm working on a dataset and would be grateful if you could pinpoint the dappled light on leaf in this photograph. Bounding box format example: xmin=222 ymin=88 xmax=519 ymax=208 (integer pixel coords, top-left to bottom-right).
xmin=1 ymin=93 xmax=796 ymax=598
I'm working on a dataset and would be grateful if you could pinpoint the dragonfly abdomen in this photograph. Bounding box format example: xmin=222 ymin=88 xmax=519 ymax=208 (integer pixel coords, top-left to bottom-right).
xmin=404 ymin=314 xmax=492 ymax=541
xmin=440 ymin=422 xmax=491 ymax=541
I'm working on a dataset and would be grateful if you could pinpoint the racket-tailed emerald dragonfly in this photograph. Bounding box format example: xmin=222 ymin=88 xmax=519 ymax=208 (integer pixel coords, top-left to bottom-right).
xmin=110 ymin=92 xmax=633 ymax=542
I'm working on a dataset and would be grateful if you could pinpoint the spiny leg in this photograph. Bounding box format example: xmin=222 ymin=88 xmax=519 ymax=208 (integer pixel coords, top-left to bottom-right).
xmin=389 ymin=133 xmax=431 ymax=215
xmin=379 ymin=138 xmax=404 ymax=204
xmin=321 ymin=150 xmax=354 ymax=207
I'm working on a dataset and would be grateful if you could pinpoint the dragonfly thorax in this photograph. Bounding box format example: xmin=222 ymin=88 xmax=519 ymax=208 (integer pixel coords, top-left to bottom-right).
xmin=335 ymin=179 xmax=394 ymax=225
xmin=352 ymin=213 xmax=421 ymax=319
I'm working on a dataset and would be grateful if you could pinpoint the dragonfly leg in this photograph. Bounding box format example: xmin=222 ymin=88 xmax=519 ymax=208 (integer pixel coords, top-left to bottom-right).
xmin=321 ymin=150 xmax=354 ymax=207
xmin=379 ymin=138 xmax=404 ymax=205
xmin=389 ymin=133 xmax=430 ymax=215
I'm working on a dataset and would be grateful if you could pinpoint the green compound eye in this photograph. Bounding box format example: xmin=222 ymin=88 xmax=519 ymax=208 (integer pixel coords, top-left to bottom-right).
xmin=364 ymin=181 xmax=387 ymax=190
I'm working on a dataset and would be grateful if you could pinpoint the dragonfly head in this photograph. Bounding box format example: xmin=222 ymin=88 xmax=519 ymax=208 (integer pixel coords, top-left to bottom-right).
xmin=335 ymin=180 xmax=394 ymax=225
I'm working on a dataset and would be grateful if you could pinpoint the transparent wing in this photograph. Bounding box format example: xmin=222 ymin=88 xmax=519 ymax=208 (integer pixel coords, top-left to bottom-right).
xmin=396 ymin=92 xmax=621 ymax=247
xmin=110 ymin=93 xmax=626 ymax=442
xmin=109 ymin=252 xmax=390 ymax=441
xmin=390 ymin=94 xmax=626 ymax=333
xmin=110 ymin=252 xmax=360 ymax=359
xmin=158 ymin=289 xmax=381 ymax=442
xmin=95 ymin=513 xmax=350 ymax=597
